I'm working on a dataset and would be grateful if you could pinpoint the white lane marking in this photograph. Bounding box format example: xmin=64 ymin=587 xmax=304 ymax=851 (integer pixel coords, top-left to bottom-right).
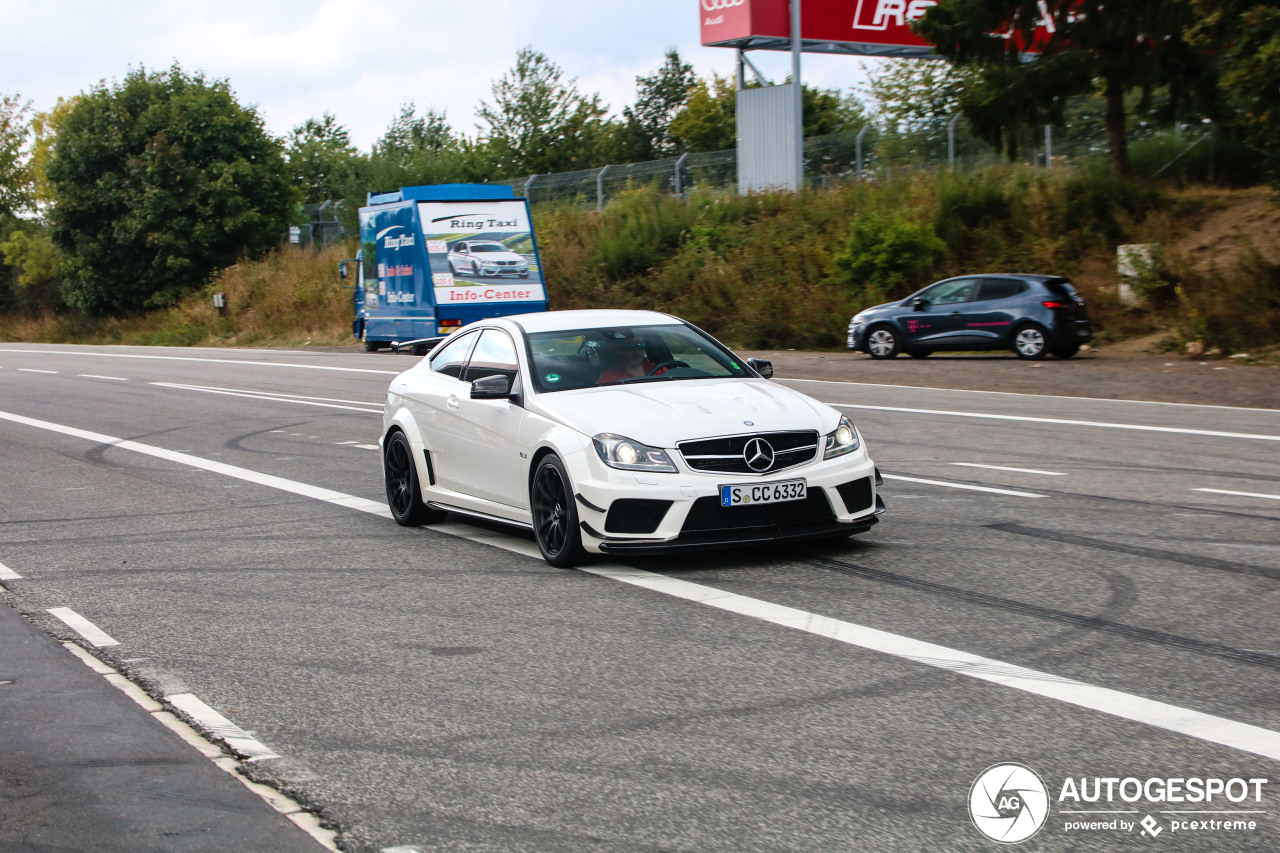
xmin=882 ymin=473 xmax=1045 ymax=498
xmin=950 ymin=462 xmax=1066 ymax=476
xmin=779 ymin=376 xmax=1280 ymax=414
xmin=0 ymin=410 xmax=391 ymax=518
xmin=18 ymin=368 xmax=58 ymax=374
xmin=0 ymin=561 xmax=21 ymax=580
xmin=46 ymin=607 xmax=120 ymax=647
xmin=60 ymin=645 xmax=338 ymax=850
xmin=9 ymin=408 xmax=1280 ymax=765
xmin=0 ymin=348 xmax=398 ymax=375
xmin=1194 ymin=488 xmax=1280 ymax=502
xmin=79 ymin=374 xmax=129 ymax=381
xmin=166 ymin=692 xmax=280 ymax=761
xmin=831 ymin=403 xmax=1280 ymax=442
xmin=151 ymin=383 xmax=382 ymax=413
xmin=353 ymin=444 xmax=379 ymax=451
xmin=579 ymin=564 xmax=1280 ymax=764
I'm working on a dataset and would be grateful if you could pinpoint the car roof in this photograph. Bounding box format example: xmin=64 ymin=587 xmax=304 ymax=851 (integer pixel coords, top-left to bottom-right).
xmin=498 ymin=309 xmax=683 ymax=334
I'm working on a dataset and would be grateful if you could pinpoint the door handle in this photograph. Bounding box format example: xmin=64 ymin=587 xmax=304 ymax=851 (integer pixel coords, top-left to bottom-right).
xmin=446 ymin=394 xmax=460 ymax=410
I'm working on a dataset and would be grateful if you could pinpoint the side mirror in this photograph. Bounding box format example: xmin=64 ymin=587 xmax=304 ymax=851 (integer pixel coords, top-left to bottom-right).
xmin=338 ymin=262 xmax=348 ymax=281
xmin=912 ymin=298 xmax=928 ymax=312
xmin=470 ymin=374 xmax=513 ymax=400
xmin=747 ymin=358 xmax=774 ymax=379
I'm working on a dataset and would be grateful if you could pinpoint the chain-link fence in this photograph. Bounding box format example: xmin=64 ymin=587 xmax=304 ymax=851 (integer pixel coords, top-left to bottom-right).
xmin=490 ymin=117 xmax=1213 ymax=208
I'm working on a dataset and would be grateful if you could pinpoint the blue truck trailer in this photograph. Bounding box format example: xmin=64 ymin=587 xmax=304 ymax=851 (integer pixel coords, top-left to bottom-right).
xmin=342 ymin=184 xmax=548 ymax=351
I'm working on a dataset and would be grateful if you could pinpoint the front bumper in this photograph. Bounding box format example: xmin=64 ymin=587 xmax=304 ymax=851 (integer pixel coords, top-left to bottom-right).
xmin=847 ymin=322 xmax=870 ymax=351
xmin=566 ymin=450 xmax=883 ymax=556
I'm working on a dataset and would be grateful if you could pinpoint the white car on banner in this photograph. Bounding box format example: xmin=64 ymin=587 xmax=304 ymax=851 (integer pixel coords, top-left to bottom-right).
xmin=447 ymin=240 xmax=530 ymax=278
xmin=381 ymin=309 xmax=884 ymax=566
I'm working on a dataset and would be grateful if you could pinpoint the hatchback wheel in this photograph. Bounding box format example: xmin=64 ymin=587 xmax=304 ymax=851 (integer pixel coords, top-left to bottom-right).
xmin=866 ymin=326 xmax=901 ymax=359
xmin=531 ymin=455 xmax=587 ymax=567
xmin=384 ymin=432 xmax=447 ymax=526
xmin=1013 ymin=324 xmax=1049 ymax=360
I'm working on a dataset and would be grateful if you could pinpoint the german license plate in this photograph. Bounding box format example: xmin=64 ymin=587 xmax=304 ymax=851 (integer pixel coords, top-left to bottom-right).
xmin=720 ymin=479 xmax=807 ymax=507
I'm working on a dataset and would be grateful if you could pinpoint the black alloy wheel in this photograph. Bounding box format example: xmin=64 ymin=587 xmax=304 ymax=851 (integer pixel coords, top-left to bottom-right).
xmin=531 ymin=455 xmax=587 ymax=567
xmin=866 ymin=325 xmax=901 ymax=359
xmin=384 ymin=432 xmax=446 ymax=526
xmin=1013 ymin=323 xmax=1050 ymax=360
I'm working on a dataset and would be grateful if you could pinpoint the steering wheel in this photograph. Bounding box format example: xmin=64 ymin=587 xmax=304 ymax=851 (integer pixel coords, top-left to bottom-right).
xmin=646 ymin=360 xmax=689 ymax=376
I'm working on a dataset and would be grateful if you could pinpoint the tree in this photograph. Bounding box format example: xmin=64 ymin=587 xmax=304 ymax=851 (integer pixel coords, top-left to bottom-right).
xmin=1190 ymin=1 xmax=1280 ymax=156
xmin=286 ymin=112 xmax=358 ymax=204
xmin=619 ymin=49 xmax=699 ymax=161
xmin=46 ymin=64 xmax=296 ymax=315
xmin=671 ymin=75 xmax=867 ymax=154
xmin=475 ymin=48 xmax=614 ymax=176
xmin=916 ymin=0 xmax=1196 ymax=175
xmin=0 ymin=93 xmax=33 ymax=219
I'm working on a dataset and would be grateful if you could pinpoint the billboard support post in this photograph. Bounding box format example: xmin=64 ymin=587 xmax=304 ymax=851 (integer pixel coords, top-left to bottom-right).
xmin=674 ymin=153 xmax=689 ymax=195
xmin=790 ymin=0 xmax=804 ymax=190
xmin=1045 ymin=125 xmax=1053 ymax=168
xmin=855 ymin=125 xmax=869 ymax=175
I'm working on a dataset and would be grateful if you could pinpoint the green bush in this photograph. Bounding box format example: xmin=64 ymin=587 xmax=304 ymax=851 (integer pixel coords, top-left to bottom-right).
xmin=830 ymin=211 xmax=947 ymax=307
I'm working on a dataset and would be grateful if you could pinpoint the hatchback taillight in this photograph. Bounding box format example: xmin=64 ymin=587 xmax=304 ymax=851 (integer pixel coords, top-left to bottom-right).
xmin=1042 ymin=300 xmax=1067 ymax=309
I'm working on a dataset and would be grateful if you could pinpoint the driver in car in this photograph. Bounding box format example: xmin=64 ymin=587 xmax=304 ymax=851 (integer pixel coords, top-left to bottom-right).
xmin=599 ymin=341 xmax=659 ymax=384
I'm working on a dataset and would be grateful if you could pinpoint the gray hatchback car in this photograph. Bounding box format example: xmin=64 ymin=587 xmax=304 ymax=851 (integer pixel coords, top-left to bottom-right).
xmin=847 ymin=274 xmax=1093 ymax=359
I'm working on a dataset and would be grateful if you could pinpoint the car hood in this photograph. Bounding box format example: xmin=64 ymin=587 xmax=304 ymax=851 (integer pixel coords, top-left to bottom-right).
xmin=530 ymin=378 xmax=840 ymax=447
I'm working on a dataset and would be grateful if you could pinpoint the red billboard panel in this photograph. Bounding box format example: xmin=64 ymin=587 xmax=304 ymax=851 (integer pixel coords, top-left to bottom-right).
xmin=700 ymin=0 xmax=1050 ymax=56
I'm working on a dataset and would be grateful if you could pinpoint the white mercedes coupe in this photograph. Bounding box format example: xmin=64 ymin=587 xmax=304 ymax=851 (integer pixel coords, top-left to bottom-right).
xmin=382 ymin=310 xmax=884 ymax=566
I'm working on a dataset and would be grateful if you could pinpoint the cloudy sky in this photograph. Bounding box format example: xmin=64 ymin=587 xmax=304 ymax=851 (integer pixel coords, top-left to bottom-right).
xmin=0 ymin=0 xmax=878 ymax=151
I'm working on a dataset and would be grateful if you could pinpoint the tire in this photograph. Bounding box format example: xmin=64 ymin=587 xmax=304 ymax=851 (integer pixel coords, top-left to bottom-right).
xmin=384 ymin=432 xmax=447 ymax=526
xmin=363 ymin=340 xmax=382 ymax=352
xmin=472 ymin=261 xmax=482 ymax=276
xmin=906 ymin=349 xmax=933 ymax=358
xmin=1013 ymin=324 xmax=1050 ymax=360
xmin=866 ymin=326 xmax=901 ymax=359
xmin=1051 ymin=343 xmax=1080 ymax=359
xmin=531 ymin=454 xmax=587 ymax=568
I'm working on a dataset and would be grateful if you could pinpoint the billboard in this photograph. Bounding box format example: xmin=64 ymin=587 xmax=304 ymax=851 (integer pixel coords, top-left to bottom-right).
xmin=700 ymin=0 xmax=1051 ymax=57
xmin=417 ymin=200 xmax=547 ymax=308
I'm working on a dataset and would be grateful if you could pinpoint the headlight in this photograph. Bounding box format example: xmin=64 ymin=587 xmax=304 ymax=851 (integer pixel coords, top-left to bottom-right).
xmin=593 ymin=434 xmax=677 ymax=472
xmin=823 ymin=415 xmax=860 ymax=459
xmin=850 ymin=313 xmax=867 ymax=326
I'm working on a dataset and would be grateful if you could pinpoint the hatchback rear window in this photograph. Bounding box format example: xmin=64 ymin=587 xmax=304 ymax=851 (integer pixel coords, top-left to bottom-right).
xmin=1043 ymin=278 xmax=1080 ymax=299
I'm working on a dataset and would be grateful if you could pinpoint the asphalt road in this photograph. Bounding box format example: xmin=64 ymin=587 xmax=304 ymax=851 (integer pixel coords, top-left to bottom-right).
xmin=1 ymin=343 xmax=1278 ymax=852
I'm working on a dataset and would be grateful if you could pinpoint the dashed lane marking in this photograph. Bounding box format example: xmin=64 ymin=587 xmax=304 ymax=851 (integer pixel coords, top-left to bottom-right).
xmin=950 ymin=462 xmax=1066 ymax=476
xmin=46 ymin=607 xmax=120 ymax=647
xmin=0 ymin=561 xmax=21 ymax=580
xmin=165 ymin=693 xmax=280 ymax=761
xmin=881 ymin=473 xmax=1045 ymax=498
xmin=151 ymin=383 xmax=382 ymax=413
xmin=1195 ymin=488 xmax=1280 ymax=502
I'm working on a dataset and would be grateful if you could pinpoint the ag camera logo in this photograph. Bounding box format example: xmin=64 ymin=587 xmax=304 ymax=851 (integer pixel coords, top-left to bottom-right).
xmin=969 ymin=763 xmax=1050 ymax=843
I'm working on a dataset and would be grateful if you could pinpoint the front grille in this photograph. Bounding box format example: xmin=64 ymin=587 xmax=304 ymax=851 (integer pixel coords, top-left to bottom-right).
xmin=678 ymin=431 xmax=818 ymax=475
xmin=680 ymin=492 xmax=835 ymax=536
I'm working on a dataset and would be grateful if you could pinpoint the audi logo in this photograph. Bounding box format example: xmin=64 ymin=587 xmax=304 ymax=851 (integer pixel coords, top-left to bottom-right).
xmin=702 ymin=0 xmax=745 ymax=10
xmin=743 ymin=438 xmax=776 ymax=472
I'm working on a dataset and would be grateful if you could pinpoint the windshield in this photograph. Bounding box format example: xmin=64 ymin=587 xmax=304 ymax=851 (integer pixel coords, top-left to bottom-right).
xmin=527 ymin=323 xmax=753 ymax=393
xmin=469 ymin=243 xmax=508 ymax=253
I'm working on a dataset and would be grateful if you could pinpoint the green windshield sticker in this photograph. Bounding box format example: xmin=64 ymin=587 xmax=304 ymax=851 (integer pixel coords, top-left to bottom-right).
xmin=546 ymin=373 xmax=561 ymax=383
xmin=730 ymin=362 xmax=739 ymax=368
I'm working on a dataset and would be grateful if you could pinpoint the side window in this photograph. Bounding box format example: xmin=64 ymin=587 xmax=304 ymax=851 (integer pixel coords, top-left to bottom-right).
xmin=976 ymin=278 xmax=1025 ymax=301
xmin=923 ymin=279 xmax=978 ymax=305
xmin=463 ymin=329 xmax=520 ymax=386
xmin=429 ymin=331 xmax=478 ymax=379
